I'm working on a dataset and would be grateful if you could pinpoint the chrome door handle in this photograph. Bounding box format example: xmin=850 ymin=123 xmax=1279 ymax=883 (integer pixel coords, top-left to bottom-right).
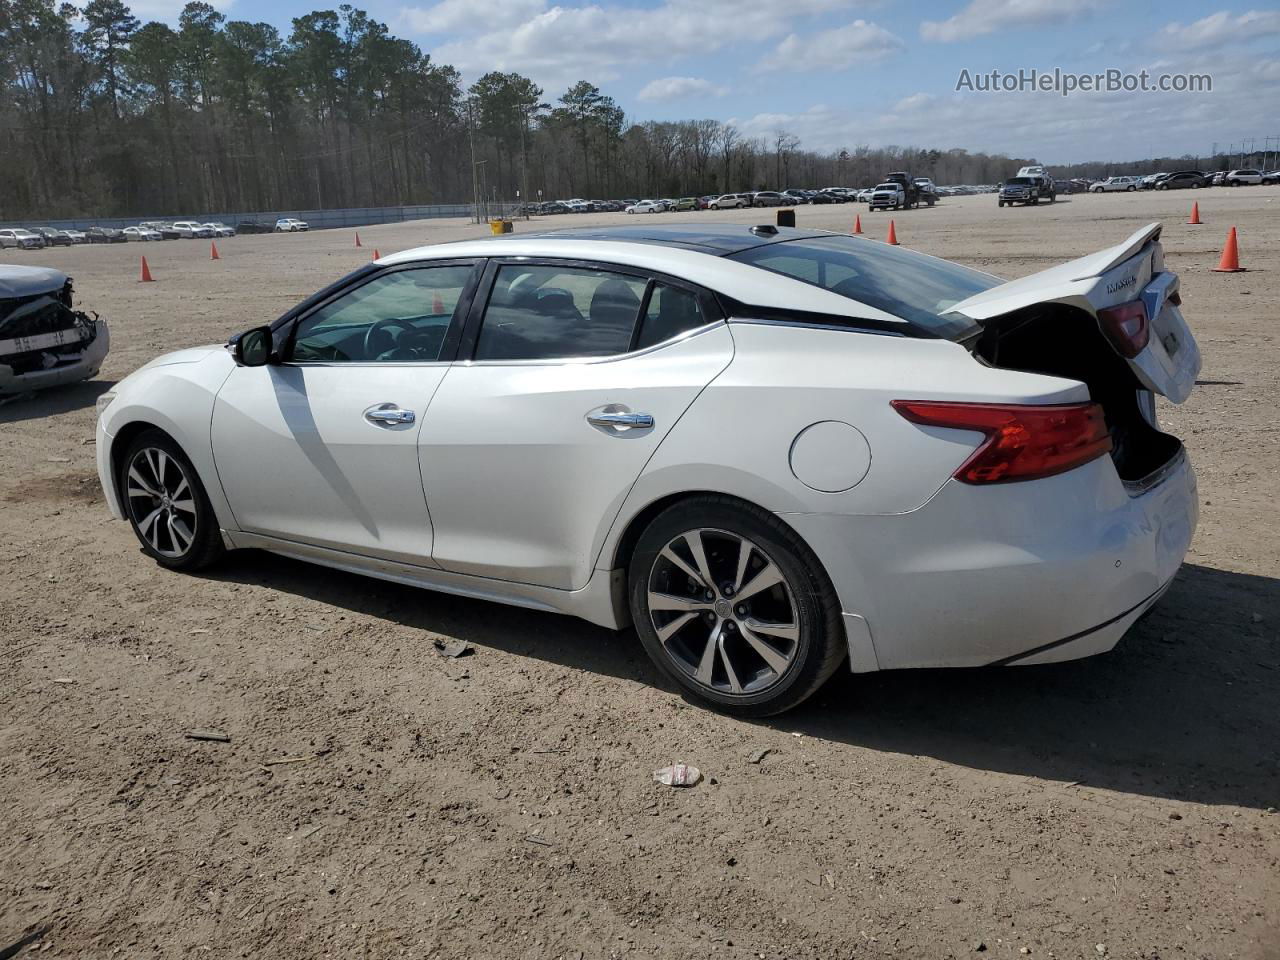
xmin=364 ymin=403 xmax=415 ymax=426
xmin=587 ymin=411 xmax=654 ymax=430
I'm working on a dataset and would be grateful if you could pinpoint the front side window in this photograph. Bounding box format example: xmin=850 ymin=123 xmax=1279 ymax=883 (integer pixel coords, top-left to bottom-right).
xmin=474 ymin=264 xmax=646 ymax=361
xmin=289 ymin=265 xmax=472 ymax=363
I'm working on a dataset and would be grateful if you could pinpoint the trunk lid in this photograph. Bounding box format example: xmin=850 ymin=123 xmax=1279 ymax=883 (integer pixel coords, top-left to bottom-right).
xmin=949 ymin=223 xmax=1200 ymax=402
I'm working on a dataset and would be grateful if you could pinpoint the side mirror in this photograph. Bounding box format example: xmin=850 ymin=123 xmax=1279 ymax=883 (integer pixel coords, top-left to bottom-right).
xmin=231 ymin=326 xmax=273 ymax=366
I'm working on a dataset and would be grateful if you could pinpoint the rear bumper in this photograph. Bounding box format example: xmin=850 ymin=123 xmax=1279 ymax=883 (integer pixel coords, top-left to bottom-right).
xmin=785 ymin=449 xmax=1198 ymax=671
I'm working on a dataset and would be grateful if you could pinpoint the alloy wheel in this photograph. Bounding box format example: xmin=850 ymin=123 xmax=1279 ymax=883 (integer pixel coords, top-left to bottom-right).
xmin=125 ymin=446 xmax=199 ymax=558
xmin=646 ymin=528 xmax=800 ymax=696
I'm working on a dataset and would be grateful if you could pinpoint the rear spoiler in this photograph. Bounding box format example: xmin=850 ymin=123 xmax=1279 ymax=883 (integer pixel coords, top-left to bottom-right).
xmin=949 ymin=223 xmax=1164 ymax=322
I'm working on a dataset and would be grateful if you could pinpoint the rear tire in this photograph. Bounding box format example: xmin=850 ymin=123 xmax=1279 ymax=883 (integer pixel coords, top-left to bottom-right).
xmin=628 ymin=496 xmax=846 ymax=717
xmin=119 ymin=430 xmax=225 ymax=572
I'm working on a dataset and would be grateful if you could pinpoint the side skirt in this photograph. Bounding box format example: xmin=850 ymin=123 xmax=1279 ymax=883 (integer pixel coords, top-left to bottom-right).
xmin=224 ymin=530 xmax=627 ymax=630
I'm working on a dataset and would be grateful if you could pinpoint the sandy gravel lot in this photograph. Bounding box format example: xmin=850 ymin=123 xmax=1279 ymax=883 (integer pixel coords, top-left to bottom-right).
xmin=2 ymin=189 xmax=1278 ymax=959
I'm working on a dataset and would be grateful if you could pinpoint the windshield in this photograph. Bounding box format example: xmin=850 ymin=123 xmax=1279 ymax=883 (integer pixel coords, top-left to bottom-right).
xmin=1006 ymin=177 xmax=1033 ymax=185
xmin=727 ymin=234 xmax=999 ymax=339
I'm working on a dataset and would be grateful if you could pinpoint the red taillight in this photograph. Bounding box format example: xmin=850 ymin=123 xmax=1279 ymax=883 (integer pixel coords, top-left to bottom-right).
xmin=1098 ymin=299 xmax=1149 ymax=358
xmin=891 ymin=400 xmax=1113 ymax=484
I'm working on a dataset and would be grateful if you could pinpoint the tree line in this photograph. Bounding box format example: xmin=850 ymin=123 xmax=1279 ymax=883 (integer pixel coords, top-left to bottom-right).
xmin=0 ymin=0 xmax=1241 ymax=220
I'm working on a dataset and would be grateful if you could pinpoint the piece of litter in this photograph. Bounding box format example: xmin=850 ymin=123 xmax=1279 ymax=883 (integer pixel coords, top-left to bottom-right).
xmin=296 ymin=824 xmax=324 ymax=840
xmin=46 ymin=456 xmax=71 ymax=463
xmin=524 ymin=835 xmax=554 ymax=846
xmin=747 ymin=748 xmax=772 ymax=764
xmin=186 ymin=728 xmax=231 ymax=743
xmin=51 ymin=678 xmax=76 ymax=685
xmin=653 ymin=763 xmax=702 ymax=787
xmin=433 ymin=639 xmax=473 ymax=658
xmin=190 ymin=629 xmax=210 ymax=635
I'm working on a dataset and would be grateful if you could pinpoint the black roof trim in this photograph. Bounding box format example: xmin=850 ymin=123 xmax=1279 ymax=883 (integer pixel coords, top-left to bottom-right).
xmin=717 ymin=296 xmax=935 ymax=340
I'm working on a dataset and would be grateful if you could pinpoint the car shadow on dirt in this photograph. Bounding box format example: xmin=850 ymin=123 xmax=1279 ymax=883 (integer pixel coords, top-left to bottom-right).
xmin=216 ymin=555 xmax=1277 ymax=810
xmin=796 ymin=562 xmax=1279 ymax=810
xmin=0 ymin=378 xmax=115 ymax=423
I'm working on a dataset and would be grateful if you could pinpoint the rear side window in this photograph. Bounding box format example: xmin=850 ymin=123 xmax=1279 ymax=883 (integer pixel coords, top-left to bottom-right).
xmin=727 ymin=235 xmax=1000 ymax=338
xmin=475 ymin=264 xmax=646 ymax=360
xmin=636 ymin=284 xmax=709 ymax=349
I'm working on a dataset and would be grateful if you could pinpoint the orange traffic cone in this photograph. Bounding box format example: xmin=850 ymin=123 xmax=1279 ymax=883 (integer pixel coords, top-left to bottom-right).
xmin=886 ymin=219 xmax=900 ymax=245
xmin=210 ymin=240 xmax=220 ymax=260
xmin=1187 ymin=202 xmax=1202 ymax=225
xmin=853 ymin=214 xmax=863 ymax=235
xmin=371 ymin=249 xmax=380 ymax=261
xmin=1211 ymin=227 xmax=1244 ymax=272
xmin=354 ymin=232 xmax=362 ymax=247
xmin=432 ymin=292 xmax=445 ymax=313
xmin=139 ymin=256 xmax=154 ymax=282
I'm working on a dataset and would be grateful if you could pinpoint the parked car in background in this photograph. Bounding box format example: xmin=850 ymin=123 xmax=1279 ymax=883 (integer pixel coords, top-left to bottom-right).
xmin=1 ymin=265 xmax=109 ymax=395
xmin=1262 ymin=170 xmax=1280 ymax=184
xmin=1091 ymin=176 xmax=1140 ymax=192
xmin=1224 ymin=169 xmax=1263 ymax=186
xmin=751 ymin=191 xmax=786 ymax=207
xmin=0 ymin=228 xmax=46 ymax=250
xmin=709 ymin=193 xmax=751 ymax=209
xmin=275 ymin=218 xmax=309 ymax=232
xmin=540 ymin=202 xmax=571 ymax=215
xmin=1140 ymin=174 xmax=1164 ymax=189
xmin=171 ymin=220 xmax=215 ymax=238
xmin=31 ymin=227 xmax=72 ymax=246
xmin=1155 ymin=171 xmax=1208 ymax=190
xmin=625 ymin=200 xmax=665 ymax=214
xmin=85 ymin=226 xmax=127 ymax=244
xmin=854 ymin=188 xmax=874 ymax=202
xmin=204 ymin=222 xmax=236 ymax=237
xmin=61 ymin=229 xmax=87 ymax=244
xmin=236 ymin=219 xmax=274 ymax=234
xmin=1209 ymin=171 xmax=1226 ymax=186
xmin=782 ymin=189 xmax=812 ymax=205
xmin=998 ymin=175 xmax=1054 ymax=206
xmin=868 ymin=182 xmax=906 ymax=210
xmin=669 ymin=197 xmax=699 ymax=212
xmin=912 ymin=178 xmax=940 ymax=205
xmin=123 ymin=226 xmax=163 ymax=242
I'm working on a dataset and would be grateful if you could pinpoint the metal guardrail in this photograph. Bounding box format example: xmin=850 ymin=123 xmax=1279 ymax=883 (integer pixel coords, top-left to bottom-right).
xmin=0 ymin=203 xmax=507 ymax=232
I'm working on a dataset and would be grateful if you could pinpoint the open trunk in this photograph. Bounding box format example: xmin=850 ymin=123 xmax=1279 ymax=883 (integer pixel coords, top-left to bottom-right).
xmin=951 ymin=223 xmax=1200 ymax=487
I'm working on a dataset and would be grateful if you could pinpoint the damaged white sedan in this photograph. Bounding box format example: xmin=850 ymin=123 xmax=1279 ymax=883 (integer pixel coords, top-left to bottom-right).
xmin=96 ymin=222 xmax=1199 ymax=716
xmin=1 ymin=265 xmax=109 ymax=395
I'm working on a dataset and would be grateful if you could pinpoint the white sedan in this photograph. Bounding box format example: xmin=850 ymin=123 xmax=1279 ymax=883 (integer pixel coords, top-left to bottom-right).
xmin=95 ymin=222 xmax=1200 ymax=715
xmin=625 ymin=200 xmax=664 ymax=214
xmin=123 ymin=226 xmax=162 ymax=242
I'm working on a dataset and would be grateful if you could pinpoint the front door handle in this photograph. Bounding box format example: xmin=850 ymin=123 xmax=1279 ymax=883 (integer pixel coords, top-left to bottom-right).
xmin=587 ymin=409 xmax=654 ymax=430
xmin=364 ymin=403 xmax=415 ymax=426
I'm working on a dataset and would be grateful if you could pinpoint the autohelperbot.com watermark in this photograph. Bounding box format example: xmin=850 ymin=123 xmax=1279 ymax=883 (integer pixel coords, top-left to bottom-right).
xmin=956 ymin=68 xmax=1212 ymax=96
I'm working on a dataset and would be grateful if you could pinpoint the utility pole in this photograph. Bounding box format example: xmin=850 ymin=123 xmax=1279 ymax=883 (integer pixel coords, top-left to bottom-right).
xmin=468 ymin=98 xmax=483 ymax=224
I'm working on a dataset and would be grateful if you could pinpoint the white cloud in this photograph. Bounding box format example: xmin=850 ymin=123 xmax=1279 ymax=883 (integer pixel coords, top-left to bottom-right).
xmin=763 ymin=19 xmax=904 ymax=71
xmin=636 ymin=76 xmax=728 ymax=102
xmin=1155 ymin=9 xmax=1280 ymax=51
xmin=423 ymin=0 xmax=870 ymax=89
xmin=128 ymin=0 xmax=235 ymax=20
xmin=921 ymin=0 xmax=1103 ymax=43
xmin=399 ymin=0 xmax=547 ymax=35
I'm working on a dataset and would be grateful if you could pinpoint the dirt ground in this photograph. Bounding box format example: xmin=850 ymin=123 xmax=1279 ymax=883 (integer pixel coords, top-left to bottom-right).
xmin=2 ymin=189 xmax=1278 ymax=960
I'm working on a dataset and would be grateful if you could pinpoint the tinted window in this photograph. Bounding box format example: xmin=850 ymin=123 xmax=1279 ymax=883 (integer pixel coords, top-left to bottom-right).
xmin=636 ymin=284 xmax=711 ymax=349
xmin=290 ymin=265 xmax=472 ymax=363
xmin=475 ymin=264 xmax=646 ymax=360
xmin=727 ymin=234 xmax=999 ymax=338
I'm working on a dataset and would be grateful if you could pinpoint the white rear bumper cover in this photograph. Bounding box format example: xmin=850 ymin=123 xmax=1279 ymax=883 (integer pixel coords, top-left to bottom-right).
xmin=787 ymin=449 xmax=1198 ymax=671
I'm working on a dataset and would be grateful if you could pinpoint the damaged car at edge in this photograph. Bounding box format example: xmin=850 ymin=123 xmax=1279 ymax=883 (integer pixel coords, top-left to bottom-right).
xmin=1 ymin=265 xmax=109 ymax=395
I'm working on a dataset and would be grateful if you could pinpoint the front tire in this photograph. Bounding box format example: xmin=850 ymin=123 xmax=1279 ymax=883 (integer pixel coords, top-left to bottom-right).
xmin=628 ymin=496 xmax=845 ymax=717
xmin=120 ymin=430 xmax=224 ymax=571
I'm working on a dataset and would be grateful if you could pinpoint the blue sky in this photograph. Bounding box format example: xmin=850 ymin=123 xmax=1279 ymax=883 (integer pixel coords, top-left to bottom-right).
xmin=139 ymin=0 xmax=1280 ymax=164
